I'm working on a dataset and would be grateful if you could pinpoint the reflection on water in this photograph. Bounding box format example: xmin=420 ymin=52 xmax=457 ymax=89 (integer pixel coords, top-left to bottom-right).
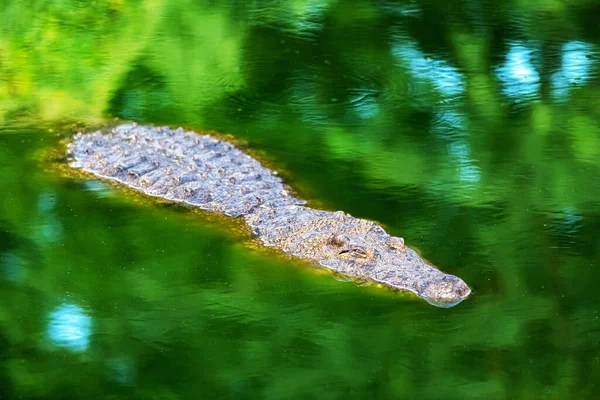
xmin=1 ymin=0 xmax=600 ymax=399
xmin=431 ymin=110 xmax=481 ymax=194
xmin=81 ymin=180 xmax=112 ymax=198
xmin=349 ymin=93 xmax=381 ymax=120
xmin=551 ymin=206 xmax=584 ymax=239
xmin=495 ymin=42 xmax=541 ymax=104
xmin=447 ymin=140 xmax=481 ymax=186
xmin=288 ymin=73 xmax=329 ymax=125
xmin=380 ymin=1 xmax=422 ymax=17
xmin=2 ymin=252 xmax=26 ymax=284
xmin=35 ymin=191 xmax=64 ymax=244
xmin=392 ymin=39 xmax=466 ymax=102
xmin=551 ymin=41 xmax=598 ymax=101
xmin=106 ymin=356 xmax=137 ymax=386
xmin=47 ymin=304 xmax=93 ymax=353
xmin=392 ymin=35 xmax=481 ymax=196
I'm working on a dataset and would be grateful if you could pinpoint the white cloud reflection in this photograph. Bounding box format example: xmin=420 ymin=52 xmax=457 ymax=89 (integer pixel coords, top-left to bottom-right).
xmin=48 ymin=303 xmax=93 ymax=352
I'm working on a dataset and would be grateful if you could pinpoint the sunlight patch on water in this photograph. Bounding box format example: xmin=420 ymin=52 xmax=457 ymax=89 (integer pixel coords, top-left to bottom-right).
xmin=47 ymin=304 xmax=93 ymax=352
xmin=495 ymin=42 xmax=540 ymax=104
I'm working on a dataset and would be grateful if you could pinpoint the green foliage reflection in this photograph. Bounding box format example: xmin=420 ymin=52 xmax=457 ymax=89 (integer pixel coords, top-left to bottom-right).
xmin=1 ymin=0 xmax=600 ymax=399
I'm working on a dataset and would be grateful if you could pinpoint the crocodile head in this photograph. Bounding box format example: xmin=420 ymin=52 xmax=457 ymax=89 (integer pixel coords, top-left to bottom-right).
xmin=246 ymin=206 xmax=470 ymax=308
xmin=319 ymin=228 xmax=471 ymax=308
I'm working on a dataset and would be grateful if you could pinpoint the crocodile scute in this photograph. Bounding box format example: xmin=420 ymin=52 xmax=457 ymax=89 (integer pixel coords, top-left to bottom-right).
xmin=67 ymin=124 xmax=471 ymax=308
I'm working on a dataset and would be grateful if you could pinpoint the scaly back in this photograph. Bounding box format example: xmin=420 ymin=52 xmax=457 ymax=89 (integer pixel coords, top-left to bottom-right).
xmin=68 ymin=124 xmax=304 ymax=217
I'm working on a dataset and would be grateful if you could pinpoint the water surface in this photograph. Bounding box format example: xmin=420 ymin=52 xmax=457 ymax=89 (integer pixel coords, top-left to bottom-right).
xmin=1 ymin=1 xmax=600 ymax=399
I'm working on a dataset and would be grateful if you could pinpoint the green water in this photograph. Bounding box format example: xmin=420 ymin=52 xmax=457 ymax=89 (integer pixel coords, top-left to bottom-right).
xmin=2 ymin=0 xmax=600 ymax=399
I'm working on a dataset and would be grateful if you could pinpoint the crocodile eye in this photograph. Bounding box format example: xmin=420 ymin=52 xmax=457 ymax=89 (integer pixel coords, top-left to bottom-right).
xmin=351 ymin=247 xmax=369 ymax=258
xmin=339 ymin=246 xmax=371 ymax=259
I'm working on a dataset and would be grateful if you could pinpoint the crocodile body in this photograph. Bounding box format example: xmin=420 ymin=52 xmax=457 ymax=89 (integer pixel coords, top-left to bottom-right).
xmin=68 ymin=124 xmax=471 ymax=307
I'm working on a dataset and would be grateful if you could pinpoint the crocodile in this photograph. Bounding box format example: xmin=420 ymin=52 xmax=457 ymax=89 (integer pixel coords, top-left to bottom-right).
xmin=67 ymin=124 xmax=471 ymax=307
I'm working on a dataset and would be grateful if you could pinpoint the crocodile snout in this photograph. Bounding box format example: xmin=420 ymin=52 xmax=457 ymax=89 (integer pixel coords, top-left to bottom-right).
xmin=420 ymin=275 xmax=471 ymax=308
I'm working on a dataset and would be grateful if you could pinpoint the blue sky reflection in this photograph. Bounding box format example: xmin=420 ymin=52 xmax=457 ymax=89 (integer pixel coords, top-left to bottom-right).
xmin=495 ymin=42 xmax=540 ymax=104
xmin=551 ymin=41 xmax=598 ymax=102
xmin=392 ymin=41 xmax=466 ymax=101
xmin=48 ymin=304 xmax=93 ymax=352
